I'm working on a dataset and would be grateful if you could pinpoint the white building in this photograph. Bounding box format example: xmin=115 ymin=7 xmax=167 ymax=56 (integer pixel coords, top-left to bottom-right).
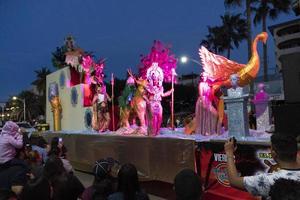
xmin=268 ymin=18 xmax=300 ymax=71
xmin=269 ymin=18 xmax=300 ymax=103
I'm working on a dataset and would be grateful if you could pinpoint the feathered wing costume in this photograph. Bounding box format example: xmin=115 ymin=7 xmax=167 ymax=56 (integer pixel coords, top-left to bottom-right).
xmin=200 ymin=32 xmax=268 ymax=90
xmin=185 ymin=32 xmax=268 ymax=135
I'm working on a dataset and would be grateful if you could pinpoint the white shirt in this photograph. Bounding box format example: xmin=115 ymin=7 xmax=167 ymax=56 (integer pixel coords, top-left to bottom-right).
xmin=98 ymin=94 xmax=105 ymax=103
xmin=243 ymin=169 xmax=300 ymax=197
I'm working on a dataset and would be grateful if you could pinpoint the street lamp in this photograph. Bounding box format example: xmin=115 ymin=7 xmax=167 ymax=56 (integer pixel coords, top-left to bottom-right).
xmin=12 ymin=96 xmax=26 ymax=122
xmin=180 ymin=56 xmax=203 ymax=87
xmin=180 ymin=56 xmax=202 ymax=66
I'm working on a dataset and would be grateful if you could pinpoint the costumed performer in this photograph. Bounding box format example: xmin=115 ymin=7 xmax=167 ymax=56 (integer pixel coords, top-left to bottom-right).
xmin=185 ymin=32 xmax=268 ymax=135
xmin=195 ymin=74 xmax=221 ymax=136
xmin=127 ymin=70 xmax=149 ymax=135
xmin=92 ymin=84 xmax=111 ymax=132
xmin=117 ymin=75 xmax=136 ymax=134
xmin=146 ymin=63 xmax=173 ymax=136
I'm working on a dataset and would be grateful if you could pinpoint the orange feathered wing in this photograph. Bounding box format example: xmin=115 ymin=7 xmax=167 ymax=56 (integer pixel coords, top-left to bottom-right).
xmin=199 ymin=46 xmax=245 ymax=82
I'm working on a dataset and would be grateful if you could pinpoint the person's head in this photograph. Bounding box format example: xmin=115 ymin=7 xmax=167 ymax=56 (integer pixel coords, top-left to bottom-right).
xmin=271 ymin=134 xmax=298 ymax=163
xmin=93 ymin=159 xmax=112 ymax=182
xmin=269 ymin=178 xmax=300 ymax=200
xmin=1 ymin=121 xmax=19 ymax=137
xmin=92 ymin=159 xmax=115 ymax=200
xmin=174 ymin=169 xmax=202 ymax=200
xmin=126 ymin=76 xmax=135 ymax=86
xmin=49 ymin=137 xmax=66 ymax=157
xmin=97 ymin=84 xmax=106 ymax=94
xmin=27 ymin=150 xmax=41 ymax=165
xmin=258 ymin=83 xmax=266 ymax=91
xmin=97 ymin=85 xmax=102 ymax=94
xmin=30 ymin=136 xmax=48 ymax=148
xmin=151 ymin=74 xmax=159 ymax=86
xmin=0 ymin=188 xmax=17 ymax=200
xmin=117 ymin=163 xmax=140 ymax=200
xmin=230 ymin=74 xmax=239 ymax=87
xmin=43 ymin=155 xmax=65 ymax=180
xmin=21 ymin=177 xmax=51 ymax=200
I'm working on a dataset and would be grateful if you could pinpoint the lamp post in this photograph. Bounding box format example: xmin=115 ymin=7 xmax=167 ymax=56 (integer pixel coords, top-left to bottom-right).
xmin=0 ymin=102 xmax=5 ymax=121
xmin=180 ymin=56 xmax=202 ymax=67
xmin=180 ymin=56 xmax=202 ymax=87
xmin=12 ymin=96 xmax=26 ymax=122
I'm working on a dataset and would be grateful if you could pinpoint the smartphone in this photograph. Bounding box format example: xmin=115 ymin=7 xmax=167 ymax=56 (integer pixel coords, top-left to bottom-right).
xmin=232 ymin=137 xmax=237 ymax=147
xmin=59 ymin=138 xmax=63 ymax=143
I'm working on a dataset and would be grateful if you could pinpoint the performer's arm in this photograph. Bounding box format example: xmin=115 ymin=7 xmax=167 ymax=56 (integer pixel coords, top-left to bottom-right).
xmin=106 ymin=93 xmax=112 ymax=102
xmin=224 ymin=138 xmax=245 ymax=190
xmin=162 ymin=88 xmax=174 ymax=97
xmin=143 ymin=94 xmax=149 ymax=103
xmin=92 ymin=95 xmax=98 ymax=104
xmin=91 ymin=76 xmax=97 ymax=84
xmin=127 ymin=69 xmax=137 ymax=83
xmin=145 ymin=86 xmax=155 ymax=95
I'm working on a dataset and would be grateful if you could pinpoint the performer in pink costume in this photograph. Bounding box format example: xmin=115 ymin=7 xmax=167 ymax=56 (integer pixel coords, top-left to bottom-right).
xmin=195 ymin=75 xmax=220 ymax=136
xmin=146 ymin=63 xmax=173 ymax=136
xmin=138 ymin=40 xmax=177 ymax=135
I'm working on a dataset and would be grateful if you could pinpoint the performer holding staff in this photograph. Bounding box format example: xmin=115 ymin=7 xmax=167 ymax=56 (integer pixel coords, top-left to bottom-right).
xmin=146 ymin=63 xmax=173 ymax=136
xmin=92 ymin=84 xmax=111 ymax=132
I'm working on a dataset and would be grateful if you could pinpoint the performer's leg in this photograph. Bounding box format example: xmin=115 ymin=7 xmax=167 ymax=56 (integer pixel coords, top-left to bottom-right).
xmin=104 ymin=112 xmax=111 ymax=131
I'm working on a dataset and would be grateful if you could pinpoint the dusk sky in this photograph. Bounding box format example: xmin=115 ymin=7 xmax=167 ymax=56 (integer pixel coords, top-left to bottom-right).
xmin=0 ymin=0 xmax=296 ymax=102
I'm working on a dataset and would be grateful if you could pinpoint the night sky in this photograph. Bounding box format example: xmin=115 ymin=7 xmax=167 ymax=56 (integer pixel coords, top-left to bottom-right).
xmin=0 ymin=0 xmax=295 ymax=101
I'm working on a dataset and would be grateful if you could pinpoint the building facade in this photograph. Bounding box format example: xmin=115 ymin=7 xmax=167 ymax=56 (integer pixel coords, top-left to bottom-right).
xmin=269 ymin=18 xmax=300 ymax=103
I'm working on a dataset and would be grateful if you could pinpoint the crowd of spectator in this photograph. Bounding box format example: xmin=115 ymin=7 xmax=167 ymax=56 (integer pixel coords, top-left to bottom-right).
xmin=0 ymin=120 xmax=299 ymax=200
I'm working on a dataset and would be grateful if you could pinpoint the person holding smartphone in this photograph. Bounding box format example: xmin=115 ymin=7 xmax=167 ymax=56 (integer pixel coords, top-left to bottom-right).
xmin=224 ymin=134 xmax=300 ymax=198
xmin=48 ymin=137 xmax=73 ymax=173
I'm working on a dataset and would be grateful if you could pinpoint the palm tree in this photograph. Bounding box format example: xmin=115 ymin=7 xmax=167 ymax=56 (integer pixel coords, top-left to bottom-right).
xmin=31 ymin=67 xmax=51 ymax=115
xmin=252 ymin=0 xmax=291 ymax=81
xmin=224 ymin=0 xmax=255 ymax=95
xmin=220 ymin=13 xmax=248 ymax=58
xmin=32 ymin=67 xmax=51 ymax=96
xmin=206 ymin=26 xmax=226 ymax=54
xmin=203 ymin=14 xmax=247 ymax=59
xmin=225 ymin=0 xmax=254 ymax=59
xmin=51 ymin=46 xmax=67 ymax=69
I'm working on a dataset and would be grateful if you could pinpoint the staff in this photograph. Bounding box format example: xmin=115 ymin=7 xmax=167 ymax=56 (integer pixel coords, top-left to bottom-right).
xmin=171 ymin=69 xmax=177 ymax=130
xmin=111 ymin=73 xmax=115 ymax=131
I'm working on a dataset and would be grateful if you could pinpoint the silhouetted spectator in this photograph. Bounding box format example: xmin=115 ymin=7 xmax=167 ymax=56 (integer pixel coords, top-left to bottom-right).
xmin=0 ymin=121 xmax=28 ymax=195
xmin=21 ymin=177 xmax=51 ymax=200
xmin=26 ymin=150 xmax=43 ymax=179
xmin=82 ymin=159 xmax=114 ymax=200
xmin=44 ymin=155 xmax=84 ymax=200
xmin=174 ymin=169 xmax=202 ymax=200
xmin=108 ymin=163 xmax=149 ymax=200
xmin=0 ymin=188 xmax=17 ymax=200
xmin=30 ymin=136 xmax=48 ymax=163
xmin=269 ymin=178 xmax=300 ymax=200
xmin=48 ymin=137 xmax=73 ymax=173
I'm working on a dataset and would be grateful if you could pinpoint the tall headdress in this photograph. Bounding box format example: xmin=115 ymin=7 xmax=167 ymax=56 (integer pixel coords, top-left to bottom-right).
xmin=139 ymin=40 xmax=177 ymax=83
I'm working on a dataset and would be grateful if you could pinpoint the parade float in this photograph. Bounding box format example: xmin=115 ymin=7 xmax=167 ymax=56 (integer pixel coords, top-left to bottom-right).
xmin=44 ymin=33 xmax=279 ymax=200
